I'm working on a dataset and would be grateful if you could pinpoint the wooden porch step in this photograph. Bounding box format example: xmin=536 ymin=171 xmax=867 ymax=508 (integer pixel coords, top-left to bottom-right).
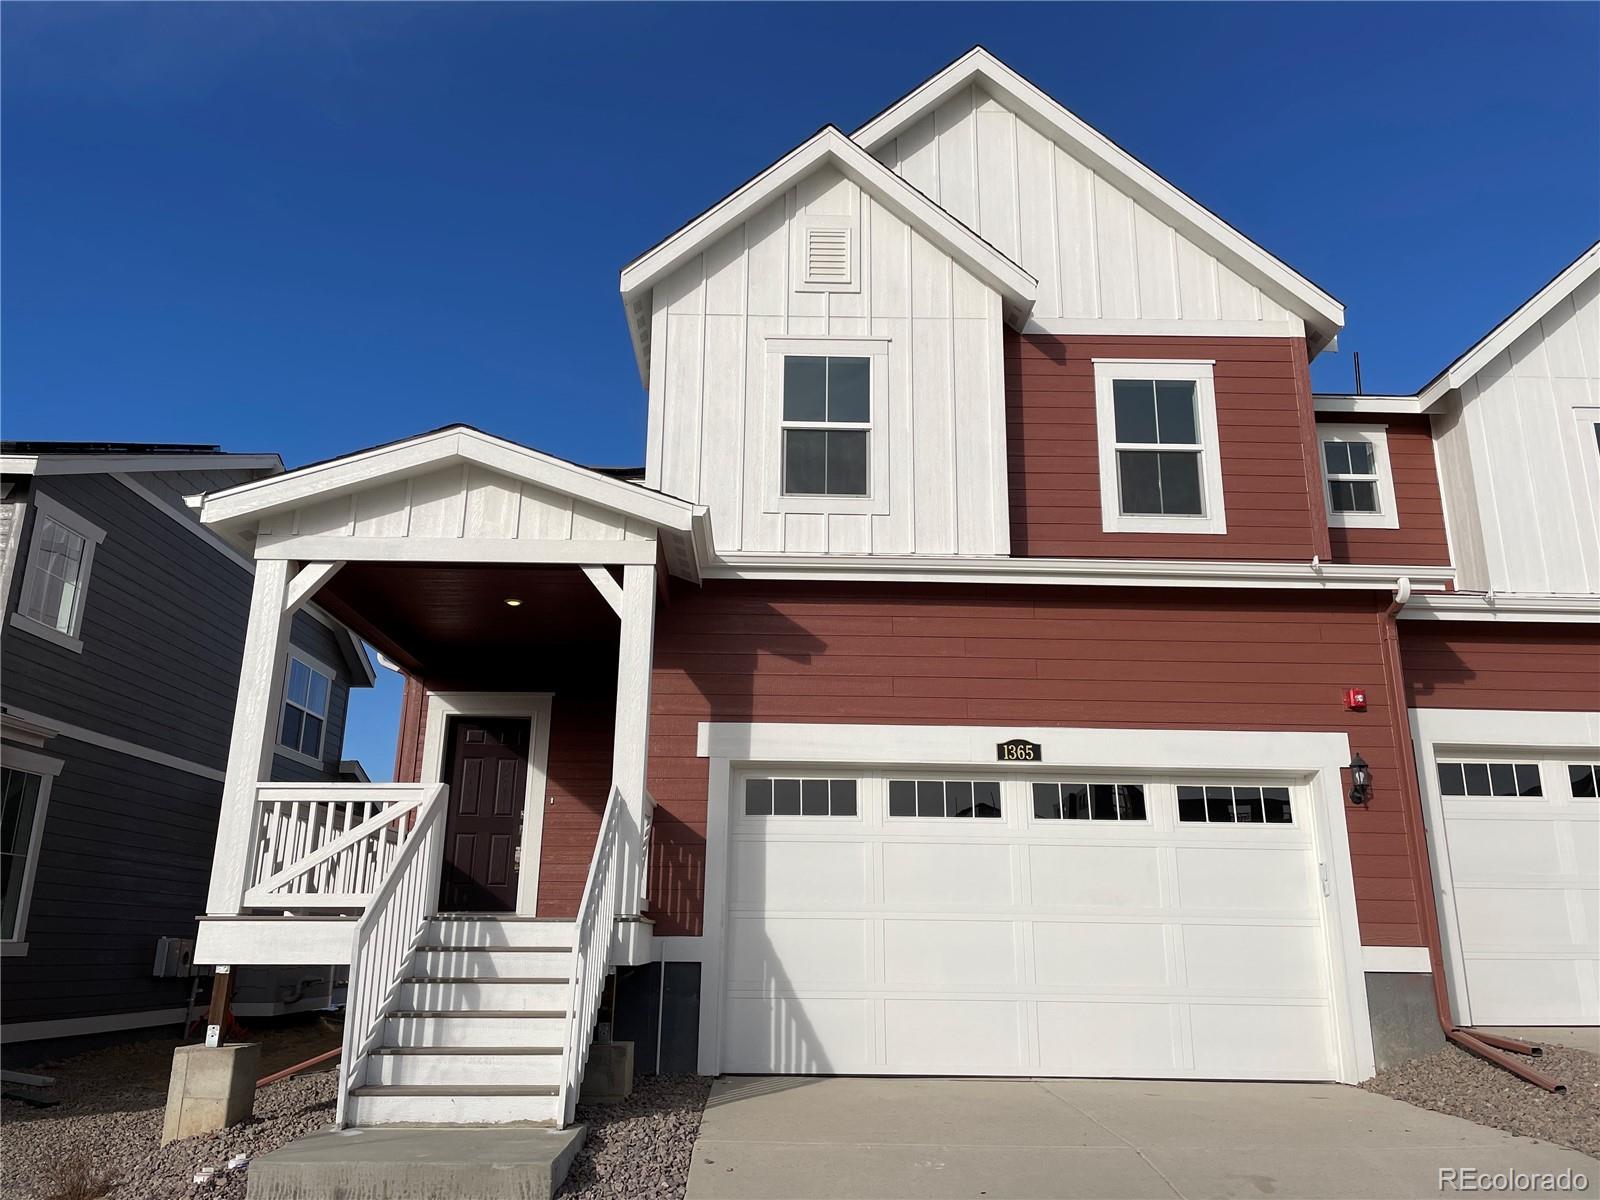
xmin=402 ymin=977 xmax=569 ymax=985
xmin=386 ymin=1010 xmax=567 ymax=1019
xmin=369 ymin=1046 xmax=561 ymax=1055
xmin=349 ymin=1084 xmax=559 ymax=1097
xmin=414 ymin=945 xmax=573 ymax=953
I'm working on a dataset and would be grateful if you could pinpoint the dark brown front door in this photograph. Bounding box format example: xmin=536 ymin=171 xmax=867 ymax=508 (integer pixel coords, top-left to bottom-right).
xmin=439 ymin=716 xmax=529 ymax=912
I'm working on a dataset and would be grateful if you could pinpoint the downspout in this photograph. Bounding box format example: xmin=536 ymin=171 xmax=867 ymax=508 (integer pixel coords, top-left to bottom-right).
xmin=1378 ymin=578 xmax=1566 ymax=1094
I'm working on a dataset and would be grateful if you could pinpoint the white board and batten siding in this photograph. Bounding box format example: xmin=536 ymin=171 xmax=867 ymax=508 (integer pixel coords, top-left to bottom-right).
xmin=256 ymin=463 xmax=656 ymax=559
xmin=872 ymin=84 xmax=1299 ymax=333
xmin=646 ymin=163 xmax=1010 ymax=557
xmin=1432 ymin=269 xmax=1600 ymax=595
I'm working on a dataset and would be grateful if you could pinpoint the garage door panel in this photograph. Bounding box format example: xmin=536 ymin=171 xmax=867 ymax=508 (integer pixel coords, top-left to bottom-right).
xmin=883 ymin=919 xmax=1019 ymax=988
xmin=1464 ymin=958 xmax=1600 ymax=1026
xmin=725 ymin=996 xmax=872 ymax=1074
xmin=882 ymin=841 xmax=1013 ymax=910
xmin=883 ymin=999 xmax=1024 ymax=1073
xmin=730 ymin=839 xmax=869 ymax=910
xmin=727 ymin=916 xmax=869 ymax=989
xmin=1174 ymin=846 xmax=1316 ymax=914
xmin=1189 ymin=1004 xmax=1334 ymax=1078
xmin=1028 ymin=844 xmax=1162 ymax=909
xmin=1032 ymin=921 xmax=1170 ymax=990
xmin=1182 ymin=924 xmax=1328 ymax=994
xmin=1443 ymin=816 xmax=1562 ymax=877
xmin=1036 ymin=1001 xmax=1180 ymax=1075
xmin=1454 ymin=887 xmax=1585 ymax=949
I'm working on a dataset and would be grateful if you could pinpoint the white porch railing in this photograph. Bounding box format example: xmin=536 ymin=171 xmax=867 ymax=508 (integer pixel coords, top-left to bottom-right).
xmin=559 ymin=785 xmax=627 ymax=1125
xmin=335 ymin=782 xmax=448 ymax=1127
xmin=242 ymin=784 xmax=435 ymax=910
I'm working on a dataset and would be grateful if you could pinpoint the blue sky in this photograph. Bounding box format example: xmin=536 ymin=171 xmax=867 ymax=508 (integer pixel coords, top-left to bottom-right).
xmin=5 ymin=3 xmax=1597 ymax=774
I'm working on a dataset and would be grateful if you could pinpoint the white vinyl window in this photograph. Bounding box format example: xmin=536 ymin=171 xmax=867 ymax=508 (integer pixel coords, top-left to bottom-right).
xmin=11 ymin=496 xmax=106 ymax=653
xmin=1318 ymin=424 xmax=1399 ymax=530
xmin=744 ymin=777 xmax=858 ymax=817
xmin=1094 ymin=360 xmax=1226 ymax=535
xmin=1 ymin=748 xmax=61 ymax=955
xmin=781 ymin=355 xmax=871 ymax=497
xmin=279 ymin=653 xmax=333 ymax=764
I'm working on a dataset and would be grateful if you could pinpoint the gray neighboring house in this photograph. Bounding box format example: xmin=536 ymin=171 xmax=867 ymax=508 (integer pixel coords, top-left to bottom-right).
xmin=0 ymin=442 xmax=375 ymax=1050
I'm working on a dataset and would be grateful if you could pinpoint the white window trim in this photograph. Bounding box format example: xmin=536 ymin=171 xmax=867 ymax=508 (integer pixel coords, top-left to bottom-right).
xmin=1318 ymin=423 xmax=1399 ymax=530
xmin=1093 ymin=359 xmax=1227 ymax=535
xmin=1 ymin=745 xmax=64 ymax=956
xmin=762 ymin=336 xmax=891 ymax=518
xmin=10 ymin=494 xmax=107 ymax=654
xmin=276 ymin=649 xmax=336 ymax=769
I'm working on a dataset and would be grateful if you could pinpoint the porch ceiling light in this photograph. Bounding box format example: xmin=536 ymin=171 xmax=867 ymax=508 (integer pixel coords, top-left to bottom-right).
xmin=504 ymin=598 xmax=523 ymax=607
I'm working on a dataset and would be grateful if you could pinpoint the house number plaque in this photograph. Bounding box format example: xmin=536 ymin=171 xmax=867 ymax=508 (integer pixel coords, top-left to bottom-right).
xmin=996 ymin=738 xmax=1042 ymax=762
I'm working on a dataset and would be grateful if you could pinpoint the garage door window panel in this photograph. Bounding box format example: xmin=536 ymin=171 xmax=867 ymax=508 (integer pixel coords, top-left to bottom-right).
xmin=1032 ymin=782 xmax=1147 ymax=822
xmin=1177 ymin=785 xmax=1293 ymax=825
xmin=1566 ymin=763 xmax=1598 ymax=798
xmin=1436 ymin=760 xmax=1543 ymax=798
xmin=889 ymin=779 xmax=1001 ymax=819
xmin=745 ymin=777 xmax=858 ymax=818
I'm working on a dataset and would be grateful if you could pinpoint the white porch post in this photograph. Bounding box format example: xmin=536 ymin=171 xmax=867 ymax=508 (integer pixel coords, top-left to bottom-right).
xmin=611 ymin=562 xmax=657 ymax=916
xmin=205 ymin=559 xmax=294 ymax=915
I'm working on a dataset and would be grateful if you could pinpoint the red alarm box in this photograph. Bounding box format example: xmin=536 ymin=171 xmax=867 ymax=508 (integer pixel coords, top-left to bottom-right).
xmin=1343 ymin=687 xmax=1368 ymax=711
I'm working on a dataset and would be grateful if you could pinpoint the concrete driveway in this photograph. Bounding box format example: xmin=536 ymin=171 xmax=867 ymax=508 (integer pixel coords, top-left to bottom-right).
xmin=684 ymin=1076 xmax=1595 ymax=1199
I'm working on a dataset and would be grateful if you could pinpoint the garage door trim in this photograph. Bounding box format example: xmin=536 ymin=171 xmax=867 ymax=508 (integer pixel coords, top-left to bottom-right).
xmin=687 ymin=722 xmax=1376 ymax=1083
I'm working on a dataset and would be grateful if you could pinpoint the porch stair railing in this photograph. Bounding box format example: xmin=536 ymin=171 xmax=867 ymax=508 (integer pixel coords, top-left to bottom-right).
xmin=242 ymin=784 xmax=435 ymax=909
xmin=334 ymin=783 xmax=448 ymax=1127
xmin=558 ymin=784 xmax=628 ymax=1126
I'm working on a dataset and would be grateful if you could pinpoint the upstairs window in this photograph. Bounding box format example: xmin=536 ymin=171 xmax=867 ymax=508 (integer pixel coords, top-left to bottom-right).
xmin=279 ymin=653 xmax=333 ymax=762
xmin=1094 ymin=360 xmax=1226 ymax=535
xmin=1318 ymin=424 xmax=1398 ymax=530
xmin=1 ymin=749 xmax=60 ymax=953
xmin=11 ymin=496 xmax=106 ymax=653
xmin=782 ymin=355 xmax=870 ymax=497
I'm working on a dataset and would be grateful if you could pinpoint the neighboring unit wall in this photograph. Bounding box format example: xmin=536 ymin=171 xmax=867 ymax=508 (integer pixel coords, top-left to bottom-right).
xmin=871 ymin=82 xmax=1303 ymax=334
xmin=647 ymin=163 xmax=1010 ymax=557
xmin=1400 ymin=622 xmax=1600 ymax=712
xmin=1318 ymin=413 xmax=1452 ymax=567
xmin=1433 ymin=268 xmax=1600 ymax=593
xmin=647 ymin=580 xmax=1424 ymax=946
xmin=1006 ymin=331 xmax=1327 ymax=560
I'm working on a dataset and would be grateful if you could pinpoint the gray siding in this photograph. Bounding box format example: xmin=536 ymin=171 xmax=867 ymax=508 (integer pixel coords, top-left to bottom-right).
xmin=1 ymin=465 xmax=365 ymax=1031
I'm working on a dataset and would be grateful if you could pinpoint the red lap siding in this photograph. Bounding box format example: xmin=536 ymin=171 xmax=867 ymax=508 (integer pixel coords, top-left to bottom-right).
xmin=1006 ymin=331 xmax=1328 ymax=562
xmin=646 ymin=580 xmax=1423 ymax=946
xmin=1401 ymin=622 xmax=1600 ymax=711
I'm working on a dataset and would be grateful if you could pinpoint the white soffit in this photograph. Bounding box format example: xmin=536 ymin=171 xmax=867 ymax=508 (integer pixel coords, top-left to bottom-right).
xmin=1417 ymin=241 xmax=1600 ymax=412
xmin=852 ymin=47 xmax=1345 ymax=353
xmin=619 ymin=125 xmax=1039 ymax=387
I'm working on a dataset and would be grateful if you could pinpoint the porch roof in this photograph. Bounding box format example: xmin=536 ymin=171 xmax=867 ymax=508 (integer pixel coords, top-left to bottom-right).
xmin=195 ymin=425 xmax=711 ymax=581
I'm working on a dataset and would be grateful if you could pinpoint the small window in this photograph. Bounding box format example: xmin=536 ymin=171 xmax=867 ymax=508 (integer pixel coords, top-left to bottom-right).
xmin=888 ymin=779 xmax=1001 ymax=819
xmin=1032 ymin=782 xmax=1146 ymax=822
xmin=1436 ymin=760 xmax=1542 ymax=798
xmin=1569 ymin=764 xmax=1599 ymax=799
xmin=279 ymin=654 xmax=332 ymax=761
xmin=12 ymin=497 xmax=106 ymax=652
xmin=1 ymin=754 xmax=58 ymax=951
xmin=1177 ymin=785 xmax=1293 ymax=824
xmin=782 ymin=356 xmax=870 ymax=497
xmin=1094 ymin=360 xmax=1226 ymax=535
xmin=744 ymin=777 xmax=858 ymax=817
xmin=1317 ymin=424 xmax=1399 ymax=530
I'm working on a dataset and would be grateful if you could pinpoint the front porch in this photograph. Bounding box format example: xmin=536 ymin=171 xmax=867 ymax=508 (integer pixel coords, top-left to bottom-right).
xmin=189 ymin=426 xmax=708 ymax=1128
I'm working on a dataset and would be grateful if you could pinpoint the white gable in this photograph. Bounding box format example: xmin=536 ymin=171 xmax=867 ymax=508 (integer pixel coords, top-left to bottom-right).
xmin=646 ymin=160 xmax=1011 ymax=557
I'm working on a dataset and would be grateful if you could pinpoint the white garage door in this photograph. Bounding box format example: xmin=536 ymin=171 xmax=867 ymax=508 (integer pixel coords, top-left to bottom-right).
xmin=1430 ymin=754 xmax=1600 ymax=1026
xmin=723 ymin=770 xmax=1341 ymax=1081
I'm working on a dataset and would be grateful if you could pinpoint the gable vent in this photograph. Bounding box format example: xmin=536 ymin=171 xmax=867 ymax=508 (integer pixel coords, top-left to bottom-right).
xmin=804 ymin=227 xmax=852 ymax=286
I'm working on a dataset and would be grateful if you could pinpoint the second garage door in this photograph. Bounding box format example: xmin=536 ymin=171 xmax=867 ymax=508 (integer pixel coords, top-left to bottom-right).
xmin=723 ymin=769 xmax=1342 ymax=1081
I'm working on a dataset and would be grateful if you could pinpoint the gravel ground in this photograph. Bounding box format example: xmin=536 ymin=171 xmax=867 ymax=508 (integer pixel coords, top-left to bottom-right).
xmin=1362 ymin=1040 xmax=1600 ymax=1159
xmin=2 ymin=1027 xmax=340 ymax=1200
xmin=560 ymin=1075 xmax=712 ymax=1200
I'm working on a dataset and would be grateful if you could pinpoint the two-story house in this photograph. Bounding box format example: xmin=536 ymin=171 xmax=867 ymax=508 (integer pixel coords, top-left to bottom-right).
xmin=0 ymin=442 xmax=374 ymax=1051
xmin=181 ymin=49 xmax=1597 ymax=1129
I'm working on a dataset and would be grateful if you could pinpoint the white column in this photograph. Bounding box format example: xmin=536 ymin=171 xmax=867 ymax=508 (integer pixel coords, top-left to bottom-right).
xmin=611 ymin=562 xmax=657 ymax=916
xmin=206 ymin=558 xmax=293 ymax=914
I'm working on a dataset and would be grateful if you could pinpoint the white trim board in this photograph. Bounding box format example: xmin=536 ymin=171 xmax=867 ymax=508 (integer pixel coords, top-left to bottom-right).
xmin=419 ymin=692 xmax=554 ymax=915
xmin=1313 ymin=395 xmax=1424 ymax=416
xmin=852 ymin=47 xmax=1344 ymax=352
xmin=1399 ymin=593 xmax=1600 ymax=624
xmin=0 ymin=703 xmax=226 ymax=782
xmin=0 ymin=1007 xmax=190 ymax=1044
xmin=1027 ymin=317 xmax=1307 ymax=340
xmin=675 ymin=720 xmax=1375 ymax=1085
xmin=0 ymin=453 xmax=281 ymax=477
xmin=1362 ymin=945 xmax=1431 ymax=973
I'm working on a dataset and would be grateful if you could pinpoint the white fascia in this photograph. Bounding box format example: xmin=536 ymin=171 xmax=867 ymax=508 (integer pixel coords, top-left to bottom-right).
xmin=1401 ymin=591 xmax=1600 ymax=623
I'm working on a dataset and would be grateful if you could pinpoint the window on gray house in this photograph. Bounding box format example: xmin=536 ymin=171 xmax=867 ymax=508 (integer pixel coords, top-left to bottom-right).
xmin=279 ymin=655 xmax=332 ymax=760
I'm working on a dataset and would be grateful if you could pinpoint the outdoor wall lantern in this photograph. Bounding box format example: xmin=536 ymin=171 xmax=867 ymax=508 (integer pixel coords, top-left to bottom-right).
xmin=1348 ymin=753 xmax=1372 ymax=806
